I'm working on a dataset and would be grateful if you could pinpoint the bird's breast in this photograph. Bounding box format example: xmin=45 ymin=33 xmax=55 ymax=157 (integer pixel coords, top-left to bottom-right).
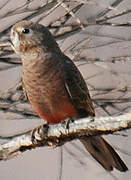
xmin=22 ymin=59 xmax=77 ymax=123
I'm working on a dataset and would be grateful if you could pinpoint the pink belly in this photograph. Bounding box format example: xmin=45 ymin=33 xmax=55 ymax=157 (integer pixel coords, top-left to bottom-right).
xmin=34 ymin=102 xmax=77 ymax=124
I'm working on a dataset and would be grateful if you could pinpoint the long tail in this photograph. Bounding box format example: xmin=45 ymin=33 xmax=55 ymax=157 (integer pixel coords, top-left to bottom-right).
xmin=80 ymin=136 xmax=128 ymax=171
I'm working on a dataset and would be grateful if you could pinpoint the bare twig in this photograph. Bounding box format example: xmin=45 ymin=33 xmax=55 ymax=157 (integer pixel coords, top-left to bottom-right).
xmin=58 ymin=0 xmax=85 ymax=30
xmin=57 ymin=147 xmax=63 ymax=180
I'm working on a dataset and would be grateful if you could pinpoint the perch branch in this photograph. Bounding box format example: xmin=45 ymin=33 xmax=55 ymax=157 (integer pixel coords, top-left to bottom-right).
xmin=0 ymin=113 xmax=131 ymax=160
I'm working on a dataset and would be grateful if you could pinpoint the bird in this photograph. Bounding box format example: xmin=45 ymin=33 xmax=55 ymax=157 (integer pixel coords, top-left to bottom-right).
xmin=10 ymin=20 xmax=128 ymax=172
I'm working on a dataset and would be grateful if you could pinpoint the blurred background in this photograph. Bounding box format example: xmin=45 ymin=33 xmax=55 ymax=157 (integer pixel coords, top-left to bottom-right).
xmin=0 ymin=0 xmax=131 ymax=179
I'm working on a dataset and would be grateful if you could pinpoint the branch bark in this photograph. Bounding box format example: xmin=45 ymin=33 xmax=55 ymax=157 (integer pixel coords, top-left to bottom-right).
xmin=0 ymin=113 xmax=131 ymax=160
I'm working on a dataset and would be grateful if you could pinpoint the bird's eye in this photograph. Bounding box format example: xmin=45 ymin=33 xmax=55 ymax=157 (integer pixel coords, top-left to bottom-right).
xmin=22 ymin=28 xmax=30 ymax=34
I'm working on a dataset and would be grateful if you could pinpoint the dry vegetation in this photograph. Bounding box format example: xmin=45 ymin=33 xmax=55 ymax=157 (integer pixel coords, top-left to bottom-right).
xmin=0 ymin=0 xmax=131 ymax=179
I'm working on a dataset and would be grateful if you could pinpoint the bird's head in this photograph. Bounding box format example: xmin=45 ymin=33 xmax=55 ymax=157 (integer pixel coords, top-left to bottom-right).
xmin=10 ymin=20 xmax=60 ymax=58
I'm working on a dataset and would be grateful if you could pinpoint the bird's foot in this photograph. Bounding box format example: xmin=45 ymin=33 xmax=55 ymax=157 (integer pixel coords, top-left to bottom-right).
xmin=31 ymin=123 xmax=49 ymax=144
xmin=62 ymin=117 xmax=75 ymax=130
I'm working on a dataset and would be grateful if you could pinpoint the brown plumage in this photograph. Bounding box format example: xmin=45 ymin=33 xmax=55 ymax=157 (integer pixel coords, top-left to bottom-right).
xmin=10 ymin=20 xmax=128 ymax=172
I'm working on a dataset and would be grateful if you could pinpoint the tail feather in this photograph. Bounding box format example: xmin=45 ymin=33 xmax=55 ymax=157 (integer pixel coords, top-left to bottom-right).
xmin=80 ymin=136 xmax=128 ymax=172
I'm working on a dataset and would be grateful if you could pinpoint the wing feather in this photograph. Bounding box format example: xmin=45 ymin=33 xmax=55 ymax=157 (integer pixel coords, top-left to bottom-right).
xmin=63 ymin=56 xmax=95 ymax=117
